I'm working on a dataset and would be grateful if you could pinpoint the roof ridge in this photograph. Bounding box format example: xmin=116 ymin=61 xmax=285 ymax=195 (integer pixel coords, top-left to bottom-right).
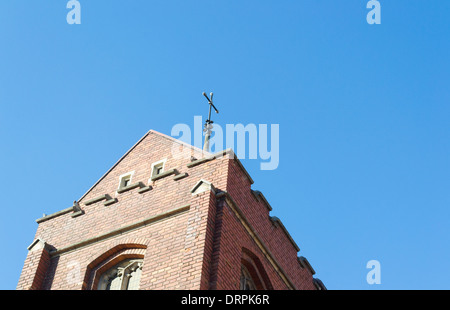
xmin=76 ymin=129 xmax=211 ymax=203
xmin=149 ymin=129 xmax=211 ymax=156
xmin=76 ymin=130 xmax=152 ymax=202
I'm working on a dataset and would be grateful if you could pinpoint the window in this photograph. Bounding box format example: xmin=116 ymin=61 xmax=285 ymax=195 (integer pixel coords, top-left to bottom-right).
xmin=240 ymin=266 xmax=256 ymax=290
xmin=156 ymin=166 xmax=163 ymax=175
xmin=150 ymin=159 xmax=166 ymax=180
xmin=97 ymin=259 xmax=143 ymax=290
xmin=118 ymin=171 xmax=134 ymax=189
xmin=85 ymin=244 xmax=147 ymax=290
xmin=240 ymin=248 xmax=273 ymax=290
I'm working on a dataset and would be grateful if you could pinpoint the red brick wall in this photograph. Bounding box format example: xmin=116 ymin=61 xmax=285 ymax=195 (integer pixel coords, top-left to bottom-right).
xmin=208 ymin=158 xmax=316 ymax=290
xmin=17 ymin=245 xmax=51 ymax=290
xmin=17 ymin=130 xmax=318 ymax=290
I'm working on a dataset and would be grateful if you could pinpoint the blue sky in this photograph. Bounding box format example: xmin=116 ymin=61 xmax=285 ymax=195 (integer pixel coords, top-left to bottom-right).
xmin=0 ymin=1 xmax=449 ymax=290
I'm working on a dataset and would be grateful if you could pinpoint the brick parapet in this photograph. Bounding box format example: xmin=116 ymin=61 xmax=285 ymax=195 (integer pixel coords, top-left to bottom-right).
xmin=17 ymin=130 xmax=321 ymax=290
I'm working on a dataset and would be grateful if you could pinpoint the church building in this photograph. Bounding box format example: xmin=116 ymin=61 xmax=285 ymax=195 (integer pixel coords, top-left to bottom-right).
xmin=17 ymin=130 xmax=326 ymax=290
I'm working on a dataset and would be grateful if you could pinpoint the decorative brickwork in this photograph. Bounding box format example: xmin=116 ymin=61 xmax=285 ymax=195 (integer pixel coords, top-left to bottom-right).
xmin=17 ymin=130 xmax=324 ymax=290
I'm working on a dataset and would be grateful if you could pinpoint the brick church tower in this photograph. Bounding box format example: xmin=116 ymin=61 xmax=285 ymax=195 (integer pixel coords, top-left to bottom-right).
xmin=17 ymin=130 xmax=326 ymax=290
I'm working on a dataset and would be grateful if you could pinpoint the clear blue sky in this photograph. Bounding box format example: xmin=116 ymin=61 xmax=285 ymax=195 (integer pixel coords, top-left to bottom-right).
xmin=1 ymin=1 xmax=449 ymax=290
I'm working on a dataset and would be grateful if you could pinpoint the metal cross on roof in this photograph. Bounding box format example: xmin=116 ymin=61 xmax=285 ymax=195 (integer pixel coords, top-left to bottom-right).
xmin=202 ymin=92 xmax=219 ymax=152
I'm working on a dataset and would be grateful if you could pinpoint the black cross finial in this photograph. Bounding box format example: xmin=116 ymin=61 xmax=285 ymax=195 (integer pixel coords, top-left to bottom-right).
xmin=202 ymin=92 xmax=219 ymax=152
xmin=203 ymin=92 xmax=219 ymax=126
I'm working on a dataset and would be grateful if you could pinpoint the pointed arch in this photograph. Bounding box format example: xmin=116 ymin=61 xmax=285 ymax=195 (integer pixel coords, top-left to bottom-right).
xmin=82 ymin=243 xmax=147 ymax=290
xmin=241 ymin=248 xmax=273 ymax=290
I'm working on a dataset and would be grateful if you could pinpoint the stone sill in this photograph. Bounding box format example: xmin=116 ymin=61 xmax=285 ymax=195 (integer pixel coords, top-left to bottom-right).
xmin=173 ymin=173 xmax=188 ymax=181
xmin=117 ymin=182 xmax=144 ymax=194
xmin=150 ymin=169 xmax=178 ymax=181
xmin=84 ymin=194 xmax=111 ymax=206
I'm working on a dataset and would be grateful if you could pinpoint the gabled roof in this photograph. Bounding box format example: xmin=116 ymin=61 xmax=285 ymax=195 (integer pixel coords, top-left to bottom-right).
xmin=36 ymin=129 xmax=254 ymax=223
xmin=76 ymin=130 xmax=209 ymax=203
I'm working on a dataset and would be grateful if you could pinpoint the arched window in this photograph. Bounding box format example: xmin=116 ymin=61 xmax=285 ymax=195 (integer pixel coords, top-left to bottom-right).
xmin=240 ymin=265 xmax=257 ymax=290
xmin=97 ymin=258 xmax=143 ymax=290
xmin=240 ymin=248 xmax=273 ymax=290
